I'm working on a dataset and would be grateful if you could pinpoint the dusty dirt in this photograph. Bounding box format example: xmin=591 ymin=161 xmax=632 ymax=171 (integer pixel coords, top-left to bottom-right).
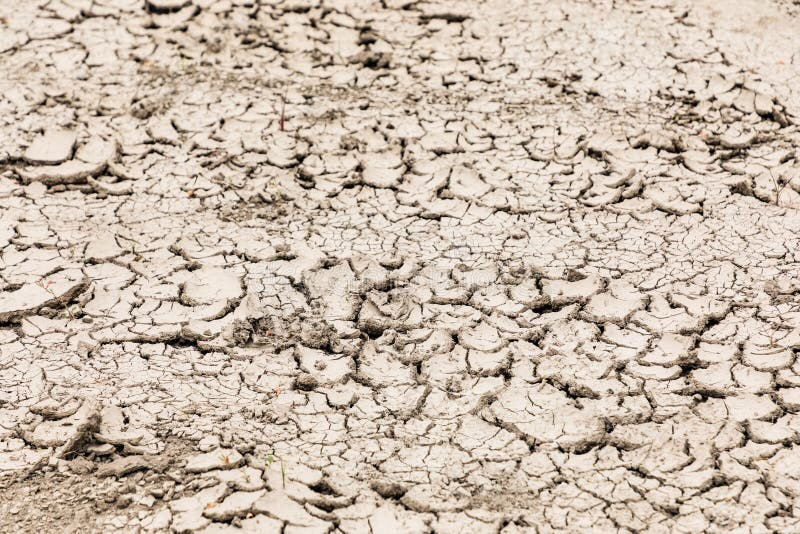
xmin=2 ymin=0 xmax=800 ymax=532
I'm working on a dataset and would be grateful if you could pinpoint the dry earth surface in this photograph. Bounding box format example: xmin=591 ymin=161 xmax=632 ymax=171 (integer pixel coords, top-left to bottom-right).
xmin=1 ymin=0 xmax=800 ymax=532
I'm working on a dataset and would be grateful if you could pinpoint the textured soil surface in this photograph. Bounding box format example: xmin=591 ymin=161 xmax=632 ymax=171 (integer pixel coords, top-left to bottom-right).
xmin=2 ymin=0 xmax=800 ymax=532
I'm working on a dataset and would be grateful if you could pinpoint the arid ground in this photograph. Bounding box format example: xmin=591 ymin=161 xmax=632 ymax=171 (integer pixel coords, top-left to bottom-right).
xmin=1 ymin=0 xmax=800 ymax=532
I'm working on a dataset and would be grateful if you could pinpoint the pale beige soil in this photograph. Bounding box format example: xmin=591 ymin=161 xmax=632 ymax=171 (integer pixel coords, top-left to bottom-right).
xmin=2 ymin=0 xmax=800 ymax=532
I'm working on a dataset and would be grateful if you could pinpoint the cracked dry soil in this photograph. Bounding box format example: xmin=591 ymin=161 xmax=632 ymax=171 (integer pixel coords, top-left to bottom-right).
xmin=1 ymin=0 xmax=800 ymax=532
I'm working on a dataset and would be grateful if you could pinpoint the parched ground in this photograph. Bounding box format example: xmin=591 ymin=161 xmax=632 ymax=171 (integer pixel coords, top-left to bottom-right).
xmin=1 ymin=0 xmax=800 ymax=532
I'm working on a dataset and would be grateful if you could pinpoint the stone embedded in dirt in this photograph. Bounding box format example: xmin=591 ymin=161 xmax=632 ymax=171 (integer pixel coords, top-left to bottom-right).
xmin=370 ymin=480 xmax=407 ymax=499
xmin=299 ymin=318 xmax=334 ymax=349
xmin=294 ymin=373 xmax=320 ymax=391
xmin=67 ymin=457 xmax=96 ymax=475
xmin=185 ymin=449 xmax=244 ymax=473
xmin=350 ymin=50 xmax=392 ymax=69
xmin=23 ymin=129 xmax=77 ymax=165
xmin=631 ymin=130 xmax=679 ymax=152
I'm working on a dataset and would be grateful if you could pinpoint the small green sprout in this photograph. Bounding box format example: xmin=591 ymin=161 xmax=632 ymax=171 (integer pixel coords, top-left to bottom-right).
xmin=266 ymin=455 xmax=286 ymax=489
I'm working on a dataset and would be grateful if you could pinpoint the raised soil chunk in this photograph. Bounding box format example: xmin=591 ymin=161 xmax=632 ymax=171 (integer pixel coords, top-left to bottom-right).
xmin=23 ymin=129 xmax=77 ymax=165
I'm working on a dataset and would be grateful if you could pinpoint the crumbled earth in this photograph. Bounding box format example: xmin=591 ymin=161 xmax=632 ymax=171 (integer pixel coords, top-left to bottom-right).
xmin=2 ymin=0 xmax=800 ymax=532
